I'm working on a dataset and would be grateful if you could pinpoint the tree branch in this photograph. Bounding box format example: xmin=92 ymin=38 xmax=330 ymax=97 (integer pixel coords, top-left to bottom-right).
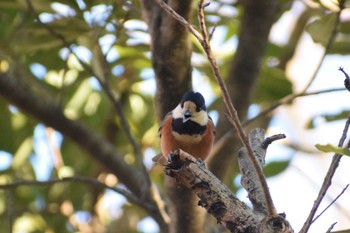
xmin=0 ymin=73 xmax=168 ymax=231
xmin=212 ymin=86 xmax=345 ymax=159
xmin=238 ymin=129 xmax=286 ymax=215
xmin=300 ymin=112 xmax=350 ymax=233
xmin=208 ymin=0 xmax=280 ymax=183
xmin=0 ymin=175 xmax=155 ymax=211
xmin=165 ymin=149 xmax=293 ymax=233
xmin=312 ymin=184 xmax=349 ymax=224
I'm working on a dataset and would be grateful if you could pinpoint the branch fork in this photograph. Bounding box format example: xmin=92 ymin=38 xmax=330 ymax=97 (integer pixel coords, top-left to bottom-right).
xmin=164 ymin=139 xmax=293 ymax=233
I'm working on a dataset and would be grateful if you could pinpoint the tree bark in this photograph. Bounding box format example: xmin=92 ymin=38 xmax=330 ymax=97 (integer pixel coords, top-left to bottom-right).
xmin=165 ymin=149 xmax=293 ymax=233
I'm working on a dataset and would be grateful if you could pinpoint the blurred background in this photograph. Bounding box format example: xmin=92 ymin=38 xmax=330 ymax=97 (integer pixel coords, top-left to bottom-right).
xmin=0 ymin=0 xmax=350 ymax=232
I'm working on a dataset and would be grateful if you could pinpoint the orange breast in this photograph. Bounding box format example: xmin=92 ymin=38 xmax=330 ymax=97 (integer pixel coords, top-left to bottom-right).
xmin=160 ymin=115 xmax=214 ymax=160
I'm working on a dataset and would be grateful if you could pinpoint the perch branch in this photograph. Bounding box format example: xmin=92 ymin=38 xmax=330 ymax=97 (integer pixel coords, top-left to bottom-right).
xmin=165 ymin=149 xmax=293 ymax=233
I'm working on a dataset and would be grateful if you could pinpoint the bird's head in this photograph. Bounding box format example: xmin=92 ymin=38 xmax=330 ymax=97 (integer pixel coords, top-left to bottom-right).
xmin=173 ymin=91 xmax=208 ymax=126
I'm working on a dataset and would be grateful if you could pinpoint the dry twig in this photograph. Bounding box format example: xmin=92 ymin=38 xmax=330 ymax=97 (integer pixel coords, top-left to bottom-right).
xmin=300 ymin=112 xmax=350 ymax=233
xmin=312 ymin=184 xmax=349 ymax=223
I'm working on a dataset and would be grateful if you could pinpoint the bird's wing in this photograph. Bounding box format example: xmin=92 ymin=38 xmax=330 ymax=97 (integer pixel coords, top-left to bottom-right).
xmin=208 ymin=115 xmax=216 ymax=135
xmin=158 ymin=111 xmax=173 ymax=137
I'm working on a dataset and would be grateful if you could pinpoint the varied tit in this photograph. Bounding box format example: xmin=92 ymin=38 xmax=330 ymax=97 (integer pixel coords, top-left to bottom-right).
xmin=156 ymin=91 xmax=215 ymax=162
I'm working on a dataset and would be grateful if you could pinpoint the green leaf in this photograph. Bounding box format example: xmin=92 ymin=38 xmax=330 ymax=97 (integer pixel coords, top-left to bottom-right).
xmin=306 ymin=13 xmax=337 ymax=46
xmin=306 ymin=110 xmax=350 ymax=129
xmin=263 ymin=160 xmax=290 ymax=177
xmin=315 ymin=144 xmax=350 ymax=156
xmin=11 ymin=137 xmax=33 ymax=170
xmin=255 ymin=66 xmax=293 ymax=103
xmin=328 ymin=36 xmax=350 ymax=54
xmin=330 ymin=229 xmax=350 ymax=233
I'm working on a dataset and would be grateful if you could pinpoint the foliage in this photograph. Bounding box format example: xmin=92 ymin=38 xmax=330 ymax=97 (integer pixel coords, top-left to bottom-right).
xmin=0 ymin=0 xmax=349 ymax=232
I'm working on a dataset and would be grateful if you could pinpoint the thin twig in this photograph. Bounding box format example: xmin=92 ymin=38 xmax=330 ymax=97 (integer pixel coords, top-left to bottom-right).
xmin=291 ymin=164 xmax=350 ymax=222
xmin=210 ymin=0 xmax=345 ymax=162
xmin=0 ymin=175 xmax=154 ymax=211
xmin=299 ymin=112 xmax=350 ymax=233
xmin=197 ymin=0 xmax=277 ymax=216
xmin=326 ymin=222 xmax=337 ymax=233
xmin=208 ymin=24 xmax=217 ymax=42
xmin=299 ymin=2 xmax=348 ymax=226
xmin=312 ymin=184 xmax=349 ymax=223
xmin=261 ymin=134 xmax=286 ymax=150
xmin=211 ymin=86 xmax=345 ymax=158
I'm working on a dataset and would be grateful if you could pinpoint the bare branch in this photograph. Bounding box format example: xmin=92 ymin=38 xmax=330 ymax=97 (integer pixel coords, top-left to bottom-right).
xmin=166 ymin=149 xmax=262 ymax=232
xmin=198 ymin=0 xmax=277 ymax=217
xmin=326 ymin=222 xmax=337 ymax=233
xmin=238 ymin=129 xmax=285 ymax=214
xmin=300 ymin=112 xmax=350 ymax=233
xmin=165 ymin=149 xmax=294 ymax=233
xmin=312 ymin=184 xmax=349 ymax=223
xmin=211 ymin=87 xmax=345 ymax=159
xmin=261 ymin=134 xmax=286 ymax=150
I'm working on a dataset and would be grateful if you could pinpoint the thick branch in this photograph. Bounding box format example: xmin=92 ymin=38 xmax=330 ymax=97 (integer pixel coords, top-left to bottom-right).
xmin=0 ymin=73 xmax=168 ymax=231
xmin=238 ymin=129 xmax=285 ymax=214
xmin=165 ymin=149 xmax=293 ymax=233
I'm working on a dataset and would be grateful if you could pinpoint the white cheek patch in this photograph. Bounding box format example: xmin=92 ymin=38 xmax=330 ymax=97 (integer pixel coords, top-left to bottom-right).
xmin=172 ymin=105 xmax=208 ymax=126
xmin=172 ymin=105 xmax=183 ymax=119
xmin=193 ymin=110 xmax=208 ymax=126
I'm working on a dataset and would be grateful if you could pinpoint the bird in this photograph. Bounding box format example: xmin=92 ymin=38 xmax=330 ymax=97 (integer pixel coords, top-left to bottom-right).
xmin=154 ymin=91 xmax=215 ymax=163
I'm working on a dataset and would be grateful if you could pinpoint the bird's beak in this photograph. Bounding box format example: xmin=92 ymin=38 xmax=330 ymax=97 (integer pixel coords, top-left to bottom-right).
xmin=183 ymin=109 xmax=192 ymax=123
